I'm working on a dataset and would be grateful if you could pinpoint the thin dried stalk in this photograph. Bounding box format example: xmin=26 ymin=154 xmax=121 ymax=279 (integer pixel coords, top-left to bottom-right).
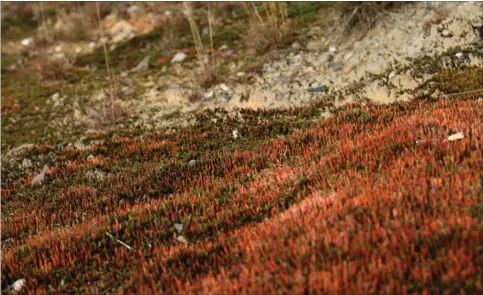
xmin=96 ymin=1 xmax=115 ymax=122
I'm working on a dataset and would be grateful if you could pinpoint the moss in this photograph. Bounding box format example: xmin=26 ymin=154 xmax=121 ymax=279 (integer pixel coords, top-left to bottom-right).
xmin=210 ymin=25 xmax=247 ymax=48
xmin=1 ymin=9 xmax=38 ymax=41
xmin=287 ymin=2 xmax=326 ymax=24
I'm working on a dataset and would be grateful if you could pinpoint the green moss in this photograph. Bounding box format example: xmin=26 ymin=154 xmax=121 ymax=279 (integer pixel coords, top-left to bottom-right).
xmin=288 ymin=2 xmax=326 ymax=24
xmin=1 ymin=53 xmax=18 ymax=72
xmin=1 ymin=10 xmax=38 ymax=41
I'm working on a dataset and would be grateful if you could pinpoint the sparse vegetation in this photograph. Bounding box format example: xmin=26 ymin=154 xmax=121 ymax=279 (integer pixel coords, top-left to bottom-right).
xmin=242 ymin=2 xmax=294 ymax=53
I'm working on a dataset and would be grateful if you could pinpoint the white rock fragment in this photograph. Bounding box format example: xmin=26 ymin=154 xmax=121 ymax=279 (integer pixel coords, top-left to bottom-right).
xmin=174 ymin=223 xmax=184 ymax=233
xmin=388 ymin=71 xmax=397 ymax=80
xmin=131 ymin=56 xmax=150 ymax=72
xmin=232 ymin=129 xmax=240 ymax=139
xmin=441 ymin=29 xmax=453 ymax=37
xmin=455 ymin=52 xmax=464 ymax=59
xmin=219 ymin=44 xmax=229 ymax=51
xmin=87 ymin=154 xmax=95 ymax=160
xmin=204 ymin=91 xmax=214 ymax=99
xmin=219 ymin=83 xmax=230 ymax=92
xmin=171 ymin=52 xmax=187 ymax=63
xmin=188 ymin=159 xmax=196 ymax=167
xmin=9 ymin=279 xmax=26 ymax=292
xmin=329 ymin=46 xmax=337 ymax=54
xmin=21 ymin=38 xmax=33 ymax=46
xmin=446 ymin=132 xmax=464 ymax=141
xmin=31 ymin=172 xmax=45 ymax=186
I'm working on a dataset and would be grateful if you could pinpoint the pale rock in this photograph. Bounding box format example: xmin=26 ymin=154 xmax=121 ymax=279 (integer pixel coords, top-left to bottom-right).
xmin=31 ymin=172 xmax=46 ymax=186
xmin=174 ymin=223 xmax=184 ymax=233
xmin=9 ymin=279 xmax=26 ymax=292
xmin=171 ymin=52 xmax=187 ymax=63
xmin=132 ymin=56 xmax=150 ymax=72
xmin=21 ymin=38 xmax=33 ymax=46
xmin=446 ymin=132 xmax=464 ymax=141
xmin=204 ymin=91 xmax=214 ymax=99
xmin=219 ymin=83 xmax=230 ymax=92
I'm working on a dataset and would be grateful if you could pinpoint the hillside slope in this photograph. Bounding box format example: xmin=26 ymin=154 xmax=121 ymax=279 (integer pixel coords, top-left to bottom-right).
xmin=2 ymin=96 xmax=482 ymax=294
xmin=1 ymin=2 xmax=483 ymax=294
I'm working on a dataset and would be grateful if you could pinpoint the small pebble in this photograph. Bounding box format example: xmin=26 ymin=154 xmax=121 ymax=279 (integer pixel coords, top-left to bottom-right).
xmin=328 ymin=63 xmax=343 ymax=71
xmin=441 ymin=29 xmax=453 ymax=37
xmin=307 ymin=86 xmax=327 ymax=93
xmin=219 ymin=83 xmax=230 ymax=92
xmin=220 ymin=94 xmax=230 ymax=102
xmin=31 ymin=172 xmax=46 ymax=186
xmin=21 ymin=38 xmax=33 ymax=46
xmin=171 ymin=52 xmax=187 ymax=63
xmin=204 ymin=91 xmax=214 ymax=99
xmin=174 ymin=223 xmax=184 ymax=233
xmin=9 ymin=279 xmax=26 ymax=292
xmin=446 ymin=132 xmax=464 ymax=141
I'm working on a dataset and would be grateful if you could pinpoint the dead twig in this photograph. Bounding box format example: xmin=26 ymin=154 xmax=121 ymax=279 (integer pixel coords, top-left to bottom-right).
xmin=106 ymin=232 xmax=133 ymax=251
xmin=440 ymin=88 xmax=483 ymax=99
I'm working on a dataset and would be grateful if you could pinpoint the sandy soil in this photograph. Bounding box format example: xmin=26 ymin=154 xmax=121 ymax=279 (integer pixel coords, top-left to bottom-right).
xmin=129 ymin=1 xmax=482 ymax=125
